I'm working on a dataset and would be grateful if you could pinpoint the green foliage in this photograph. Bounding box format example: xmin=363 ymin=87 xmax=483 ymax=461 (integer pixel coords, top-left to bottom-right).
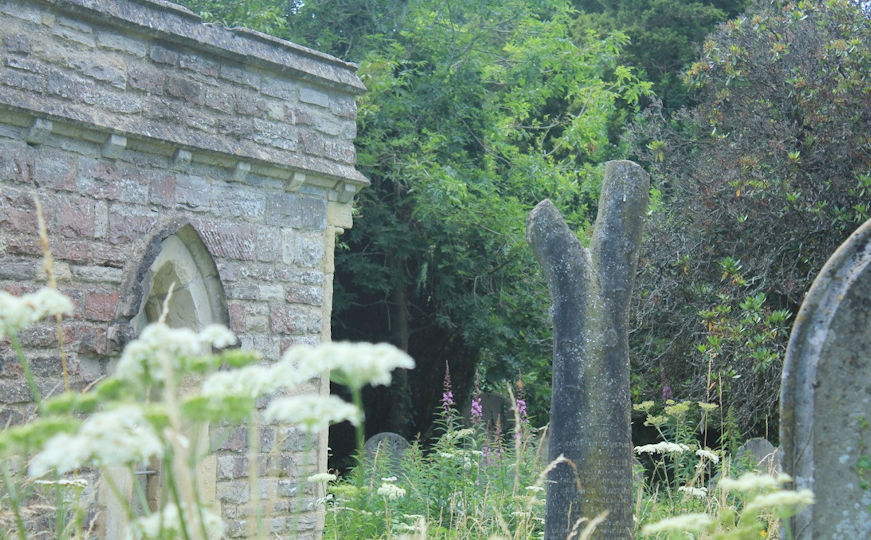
xmin=325 ymin=398 xmax=547 ymax=538
xmin=176 ymin=0 xmax=294 ymax=37
xmin=628 ymin=0 xmax=871 ymax=438
xmin=334 ymin=0 xmax=651 ymax=433
xmin=572 ymin=0 xmax=750 ymax=110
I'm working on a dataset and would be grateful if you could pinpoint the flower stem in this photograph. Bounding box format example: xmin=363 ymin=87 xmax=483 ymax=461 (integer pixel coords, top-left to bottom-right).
xmin=3 ymin=462 xmax=28 ymax=540
xmin=10 ymin=332 xmax=40 ymax=405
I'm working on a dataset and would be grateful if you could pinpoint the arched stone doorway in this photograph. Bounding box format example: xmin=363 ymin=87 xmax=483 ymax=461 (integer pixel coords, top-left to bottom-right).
xmin=101 ymin=222 xmax=228 ymax=538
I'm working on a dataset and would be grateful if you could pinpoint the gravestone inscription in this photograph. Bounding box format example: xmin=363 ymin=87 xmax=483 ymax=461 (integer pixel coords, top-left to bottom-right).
xmin=526 ymin=160 xmax=648 ymax=539
xmin=780 ymin=217 xmax=871 ymax=539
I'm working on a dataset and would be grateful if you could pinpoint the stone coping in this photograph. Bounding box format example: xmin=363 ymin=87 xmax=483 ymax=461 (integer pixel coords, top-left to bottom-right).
xmin=44 ymin=0 xmax=365 ymax=93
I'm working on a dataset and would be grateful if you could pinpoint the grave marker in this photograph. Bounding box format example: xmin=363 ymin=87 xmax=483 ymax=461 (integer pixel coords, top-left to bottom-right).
xmin=781 ymin=217 xmax=871 ymax=538
xmin=526 ymin=160 xmax=648 ymax=539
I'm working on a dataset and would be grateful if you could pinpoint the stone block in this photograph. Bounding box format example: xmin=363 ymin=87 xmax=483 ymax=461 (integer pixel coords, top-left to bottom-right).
xmin=51 ymin=194 xmax=96 ymax=238
xmin=204 ymin=87 xmax=235 ymax=114
xmin=266 ymin=193 xmax=326 ymax=230
xmin=299 ymin=87 xmax=330 ymax=108
xmin=179 ymin=53 xmax=218 ymax=77
xmin=46 ymin=69 xmax=96 ymax=102
xmin=174 ymin=174 xmax=211 ymax=211
xmin=255 ymin=226 xmax=281 ymax=263
xmin=71 ymin=57 xmax=126 ymax=89
xmin=149 ymin=44 xmax=178 ymax=65
xmin=107 ymin=204 xmax=156 ymax=244
xmin=281 ymin=231 xmax=325 ymax=269
xmin=51 ymin=17 xmax=95 ymax=48
xmin=164 ymin=74 xmax=202 ymax=104
xmin=285 ymin=286 xmax=323 ymax=307
xmin=33 ymin=148 xmax=76 ymax=191
xmin=220 ymin=65 xmax=259 ymax=89
xmin=96 ymin=30 xmax=146 ymax=57
xmin=211 ymin=425 xmax=248 ymax=453
xmin=2 ymin=70 xmax=45 ymax=92
xmin=197 ymin=220 xmax=258 ymax=261
xmin=25 ymin=118 xmax=52 ymax=144
xmin=269 ymin=304 xmax=308 ymax=335
xmin=84 ymin=290 xmax=119 ymax=322
xmin=217 ymin=480 xmax=249 ymax=505
xmin=260 ymin=76 xmax=297 ymax=101
xmin=128 ymin=66 xmax=164 ymax=94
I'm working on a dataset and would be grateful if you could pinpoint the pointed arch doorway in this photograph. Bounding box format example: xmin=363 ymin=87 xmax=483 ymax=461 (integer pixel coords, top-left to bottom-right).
xmin=101 ymin=222 xmax=228 ymax=538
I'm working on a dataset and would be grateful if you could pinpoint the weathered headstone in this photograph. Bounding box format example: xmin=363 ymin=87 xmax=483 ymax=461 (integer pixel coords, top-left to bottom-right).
xmin=781 ymin=217 xmax=871 ymax=539
xmin=363 ymin=432 xmax=411 ymax=476
xmin=526 ymin=160 xmax=648 ymax=539
xmin=466 ymin=392 xmax=514 ymax=432
xmin=734 ymin=437 xmax=781 ymax=475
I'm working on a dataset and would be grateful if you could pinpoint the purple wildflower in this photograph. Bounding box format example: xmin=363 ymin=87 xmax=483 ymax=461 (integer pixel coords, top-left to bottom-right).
xmin=442 ymin=361 xmax=454 ymax=414
xmin=515 ymin=398 xmax=527 ymax=420
xmin=471 ymin=396 xmax=483 ymax=423
xmin=662 ymin=384 xmax=673 ymax=402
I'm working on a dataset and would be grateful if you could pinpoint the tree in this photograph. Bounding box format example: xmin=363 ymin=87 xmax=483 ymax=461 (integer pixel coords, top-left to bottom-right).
xmin=627 ymin=0 xmax=871 ymax=440
xmin=331 ymin=0 xmax=650 ymax=439
xmin=573 ymin=0 xmax=750 ymax=110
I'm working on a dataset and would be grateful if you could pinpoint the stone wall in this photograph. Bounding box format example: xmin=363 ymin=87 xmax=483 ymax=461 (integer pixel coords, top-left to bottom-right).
xmin=0 ymin=0 xmax=366 ymax=536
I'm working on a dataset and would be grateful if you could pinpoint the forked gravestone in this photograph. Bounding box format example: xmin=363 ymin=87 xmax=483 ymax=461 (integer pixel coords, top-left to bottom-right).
xmin=527 ymin=160 xmax=648 ymax=539
xmin=781 ymin=217 xmax=871 ymax=538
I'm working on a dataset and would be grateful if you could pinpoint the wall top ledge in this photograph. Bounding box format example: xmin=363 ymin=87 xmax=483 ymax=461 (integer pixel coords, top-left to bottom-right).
xmin=43 ymin=0 xmax=366 ymax=94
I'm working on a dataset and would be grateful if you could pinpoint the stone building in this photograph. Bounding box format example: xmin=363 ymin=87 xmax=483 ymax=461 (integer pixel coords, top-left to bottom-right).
xmin=0 ymin=0 xmax=367 ymax=536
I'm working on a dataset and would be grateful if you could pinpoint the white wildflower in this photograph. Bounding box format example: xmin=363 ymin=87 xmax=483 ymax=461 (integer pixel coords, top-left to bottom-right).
xmin=306 ymin=473 xmax=337 ymax=483
xmin=719 ymin=472 xmax=790 ymax=493
xmin=678 ymin=486 xmax=708 ymax=498
xmin=264 ymin=394 xmax=360 ymax=433
xmin=0 ymin=288 xmax=73 ymax=338
xmin=439 ymin=452 xmax=455 ymax=459
xmin=381 ymin=476 xmax=398 ymax=482
xmin=201 ymin=364 xmax=274 ymax=399
xmin=744 ymin=489 xmax=814 ymax=513
xmin=198 ymin=324 xmax=236 ymax=349
xmin=34 ymin=478 xmax=88 ymax=489
xmin=125 ymin=503 xmax=224 ymax=540
xmin=377 ymin=482 xmax=406 ymax=500
xmin=30 ymin=405 xmax=162 ymax=477
xmin=288 ymin=342 xmax=415 ymax=389
xmin=696 ymin=448 xmax=720 ymax=463
xmin=115 ymin=323 xmax=202 ymax=386
xmin=634 ymin=442 xmax=691 ymax=455
xmin=641 ymin=513 xmax=713 ymax=535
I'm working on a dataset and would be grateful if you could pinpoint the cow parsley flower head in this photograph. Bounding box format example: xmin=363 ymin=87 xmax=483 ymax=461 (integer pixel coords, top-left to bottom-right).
xmin=115 ymin=323 xmax=202 ymax=386
xmin=288 ymin=342 xmax=415 ymax=390
xmin=125 ymin=503 xmax=224 ymax=540
xmin=198 ymin=324 xmax=236 ymax=349
xmin=29 ymin=405 xmax=163 ymax=477
xmin=678 ymin=486 xmax=708 ymax=498
xmin=718 ymin=472 xmax=790 ymax=493
xmin=307 ymin=473 xmax=337 ymax=483
xmin=377 ymin=482 xmax=406 ymax=500
xmin=641 ymin=513 xmax=712 ymax=535
xmin=200 ymin=364 xmax=274 ymax=399
xmin=0 ymin=288 xmax=73 ymax=338
xmin=696 ymin=448 xmax=720 ymax=463
xmin=634 ymin=442 xmax=691 ymax=455
xmin=744 ymin=489 xmax=815 ymax=513
xmin=264 ymin=394 xmax=360 ymax=433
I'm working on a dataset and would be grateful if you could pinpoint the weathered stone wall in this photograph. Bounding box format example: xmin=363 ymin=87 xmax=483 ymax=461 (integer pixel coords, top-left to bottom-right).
xmin=0 ymin=0 xmax=366 ymax=536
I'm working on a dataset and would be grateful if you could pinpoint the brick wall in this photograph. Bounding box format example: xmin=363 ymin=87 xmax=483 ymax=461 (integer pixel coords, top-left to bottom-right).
xmin=0 ymin=0 xmax=366 ymax=536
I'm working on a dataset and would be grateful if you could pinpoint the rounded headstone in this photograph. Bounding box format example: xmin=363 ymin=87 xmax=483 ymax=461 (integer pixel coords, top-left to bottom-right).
xmin=734 ymin=438 xmax=781 ymax=475
xmin=363 ymin=432 xmax=410 ymax=474
xmin=781 ymin=217 xmax=871 ymax=539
